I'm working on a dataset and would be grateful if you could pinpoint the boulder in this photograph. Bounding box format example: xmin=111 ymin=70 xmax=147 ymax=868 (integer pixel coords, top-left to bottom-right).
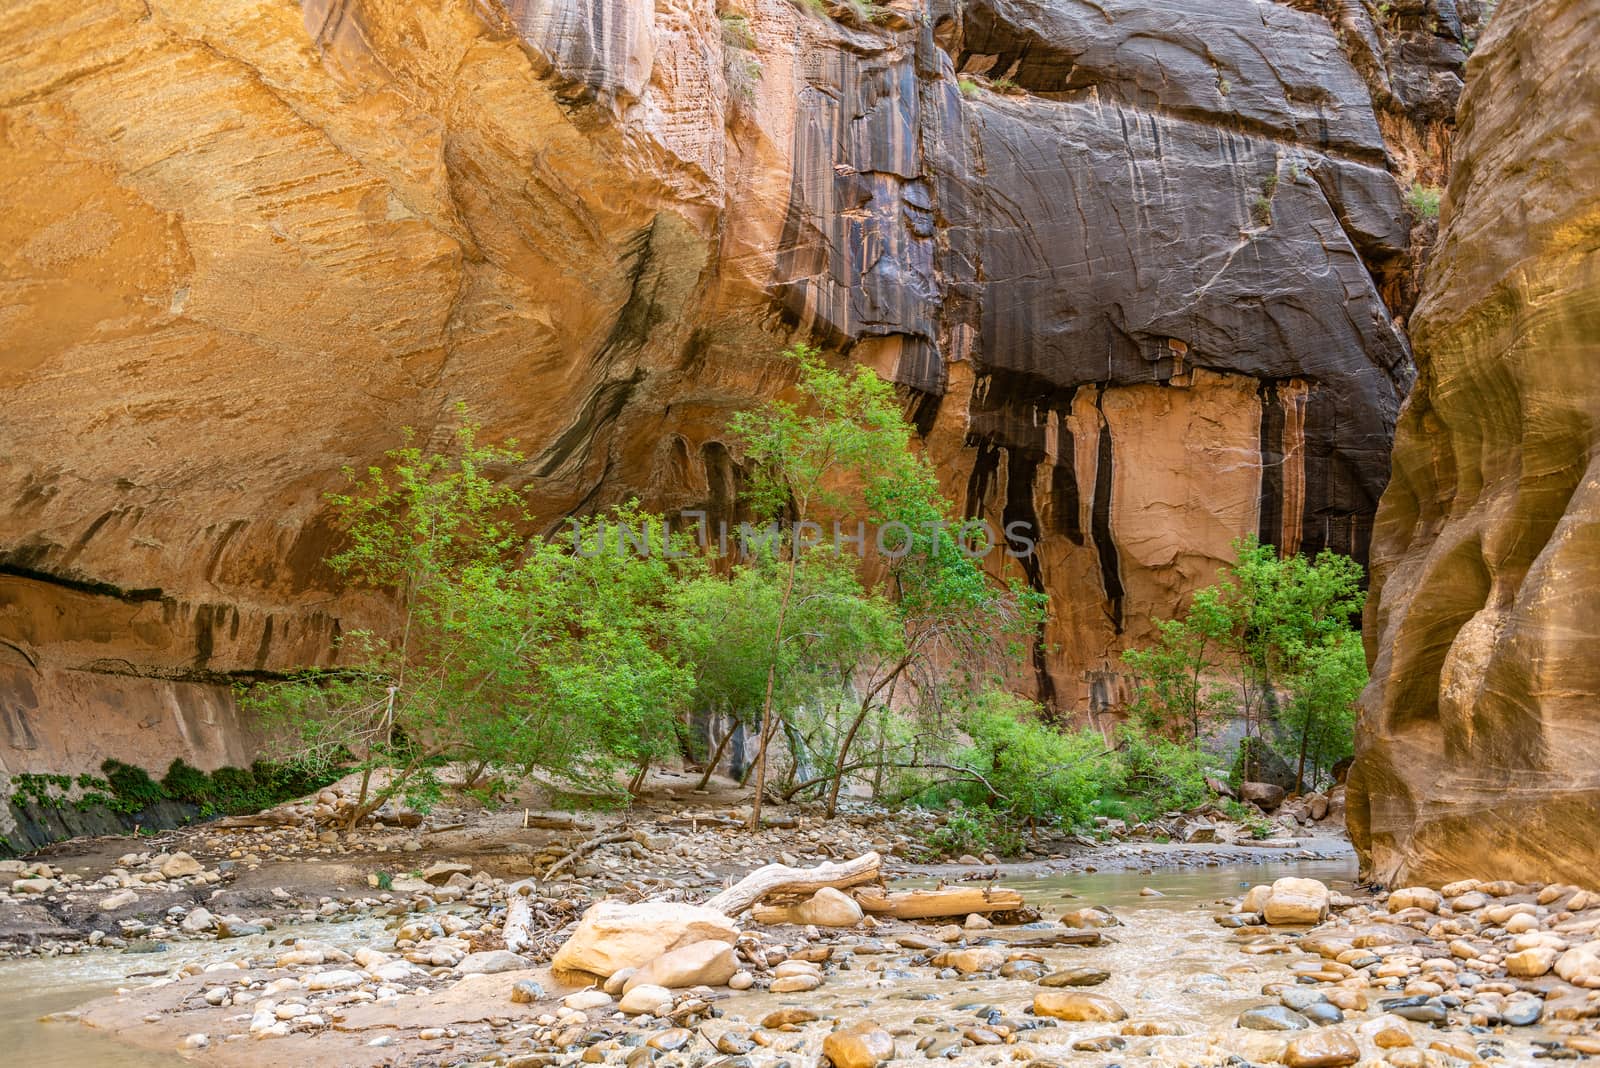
xmin=754 ymin=886 xmax=863 ymax=928
xmin=623 ymin=940 xmax=737 ymax=991
xmin=180 ymin=907 xmax=216 ymax=933
xmin=822 ymin=1022 xmax=895 ymax=1068
xmin=617 ymin=983 xmax=673 ymax=1016
xmin=160 ymin=853 xmax=204 ymax=879
xmin=1263 ymin=878 xmax=1329 ymax=925
xmin=1032 ymin=991 xmax=1128 ymax=1022
xmin=551 ymin=901 xmax=739 ymax=979
xmin=453 ymin=950 xmax=529 ymax=976
xmin=1556 ymin=942 xmax=1600 ymax=988
xmin=1241 ymin=782 xmax=1286 ymax=811
xmin=1284 ymin=1029 xmax=1360 ymax=1067
xmin=1387 ymin=887 xmax=1441 ymax=913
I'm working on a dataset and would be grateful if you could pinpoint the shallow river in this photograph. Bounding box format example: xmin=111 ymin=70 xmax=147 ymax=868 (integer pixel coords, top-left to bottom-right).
xmin=8 ymin=856 xmax=1362 ymax=1064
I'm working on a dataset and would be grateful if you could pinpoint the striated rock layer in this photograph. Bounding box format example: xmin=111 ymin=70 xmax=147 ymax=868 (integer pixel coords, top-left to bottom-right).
xmin=1351 ymin=0 xmax=1600 ymax=887
xmin=0 ymin=0 xmax=1462 ymax=775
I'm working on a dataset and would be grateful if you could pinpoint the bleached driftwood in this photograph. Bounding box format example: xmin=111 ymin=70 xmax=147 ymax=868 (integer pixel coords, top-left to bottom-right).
xmin=503 ymin=879 xmax=537 ymax=955
xmin=702 ymin=851 xmax=883 ymax=917
xmin=852 ymin=885 xmax=1024 ymax=919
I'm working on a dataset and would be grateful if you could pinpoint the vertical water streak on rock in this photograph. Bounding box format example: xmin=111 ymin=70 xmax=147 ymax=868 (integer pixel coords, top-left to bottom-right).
xmin=1257 ymin=380 xmax=1286 ymax=551
xmin=1089 ymin=389 xmax=1124 ymax=633
xmin=1049 ymin=405 xmax=1083 ymax=544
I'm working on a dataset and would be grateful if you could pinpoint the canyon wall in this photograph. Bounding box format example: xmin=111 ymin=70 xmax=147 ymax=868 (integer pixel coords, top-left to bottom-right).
xmin=0 ymin=0 xmax=1465 ymax=776
xmin=1351 ymin=0 xmax=1600 ymax=887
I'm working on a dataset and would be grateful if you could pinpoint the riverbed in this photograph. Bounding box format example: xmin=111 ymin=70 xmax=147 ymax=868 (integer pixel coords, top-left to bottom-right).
xmin=8 ymin=855 xmax=1366 ymax=1064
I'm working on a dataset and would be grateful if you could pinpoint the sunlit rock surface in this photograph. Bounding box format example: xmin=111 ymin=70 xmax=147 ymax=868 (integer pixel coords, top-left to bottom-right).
xmin=1351 ymin=0 xmax=1600 ymax=887
xmin=0 ymin=0 xmax=1463 ymax=771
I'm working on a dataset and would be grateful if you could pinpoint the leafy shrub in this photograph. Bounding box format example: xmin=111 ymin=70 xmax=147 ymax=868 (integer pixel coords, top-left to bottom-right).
xmin=1222 ymin=798 xmax=1275 ymax=839
xmin=926 ymin=803 xmax=1022 ymax=859
xmin=160 ymin=759 xmax=212 ymax=803
xmin=1111 ymin=725 xmax=1212 ymax=818
xmin=1407 ymin=182 xmax=1442 ymax=220
xmin=101 ymin=759 xmax=166 ymax=813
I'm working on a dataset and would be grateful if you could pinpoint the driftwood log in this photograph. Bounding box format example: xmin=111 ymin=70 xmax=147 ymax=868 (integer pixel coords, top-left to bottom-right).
xmin=503 ymin=880 xmax=536 ymax=955
xmin=702 ymin=851 xmax=883 ymax=917
xmin=852 ymin=885 xmax=1025 ymax=919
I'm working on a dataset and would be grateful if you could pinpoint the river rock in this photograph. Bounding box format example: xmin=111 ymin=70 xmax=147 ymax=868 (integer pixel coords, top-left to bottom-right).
xmin=454 ymin=950 xmax=529 ymax=975
xmin=617 ymin=983 xmax=673 ymax=1015
xmin=1359 ymin=1014 xmax=1413 ymax=1048
xmin=1283 ymin=1029 xmax=1360 ymax=1067
xmin=1263 ymin=878 xmax=1329 ymax=925
xmin=1032 ymin=991 xmax=1128 ymax=1022
xmin=551 ymin=901 xmax=738 ymax=979
xmin=160 ymin=853 xmax=204 ymax=879
xmin=1239 ymin=1005 xmax=1311 ymax=1031
xmin=755 ymin=886 xmax=863 ymax=928
xmin=624 ymin=940 xmax=737 ymax=990
xmin=1507 ymin=946 xmax=1559 ymax=977
xmin=11 ymin=878 xmax=54 ymax=894
xmin=509 ymin=979 xmax=545 ymax=1004
xmin=1387 ymin=887 xmax=1441 ymax=913
xmin=1039 ymin=967 xmax=1110 ymax=987
xmin=562 ymin=990 xmax=613 ymax=1011
xmin=822 ymin=1021 xmax=895 ymax=1068
xmin=180 ymin=907 xmax=215 ymax=933
xmin=99 ymin=890 xmax=138 ymax=911
xmin=305 ymin=970 xmax=363 ymax=991
xmin=1556 ymin=942 xmax=1600 ymax=988
xmin=946 ymin=946 xmax=1006 ymax=974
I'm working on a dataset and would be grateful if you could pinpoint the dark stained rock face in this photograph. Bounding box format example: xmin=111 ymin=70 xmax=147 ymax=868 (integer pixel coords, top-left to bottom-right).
xmin=0 ymin=0 xmax=1454 ymax=775
xmin=1351 ymin=0 xmax=1600 ymax=888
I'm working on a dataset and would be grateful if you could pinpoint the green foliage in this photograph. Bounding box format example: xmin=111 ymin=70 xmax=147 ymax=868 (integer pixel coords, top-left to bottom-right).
xmin=719 ymin=12 xmax=755 ymax=49
xmin=1406 ymin=182 xmax=1442 ymax=220
xmin=958 ymin=76 xmax=979 ymax=97
xmin=989 ymin=76 xmax=1018 ymax=92
xmin=943 ymin=691 xmax=1110 ymax=828
xmin=1111 ymin=725 xmax=1212 ymax=817
xmin=1221 ymin=798 xmax=1274 ymax=839
xmin=8 ymin=773 xmax=73 ymax=810
xmin=1124 ymin=536 xmax=1365 ymax=791
xmin=7 ymin=758 xmax=330 ymax=822
xmin=100 ymin=760 xmax=166 ymax=813
xmin=926 ymin=803 xmax=1022 ymax=859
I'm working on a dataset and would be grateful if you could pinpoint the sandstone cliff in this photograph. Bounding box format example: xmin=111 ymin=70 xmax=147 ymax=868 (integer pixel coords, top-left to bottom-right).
xmin=0 ymin=0 xmax=1464 ymax=776
xmin=1351 ymin=0 xmax=1600 ymax=886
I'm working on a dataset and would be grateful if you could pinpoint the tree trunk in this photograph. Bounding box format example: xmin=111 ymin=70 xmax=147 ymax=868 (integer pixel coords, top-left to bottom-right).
xmin=628 ymin=756 xmax=651 ymax=798
xmin=1293 ymin=715 xmax=1311 ymax=797
xmin=853 ymin=885 xmax=1024 ymax=919
xmin=696 ymin=719 xmax=735 ymax=791
xmin=748 ymin=551 xmax=799 ymax=830
xmin=701 ymin=851 xmax=882 ymax=916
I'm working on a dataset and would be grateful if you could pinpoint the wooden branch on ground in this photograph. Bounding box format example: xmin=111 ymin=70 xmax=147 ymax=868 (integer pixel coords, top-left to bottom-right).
xmin=702 ymin=851 xmax=883 ymax=917
xmin=503 ymin=879 xmax=536 ymax=955
xmin=852 ymin=885 xmax=1024 ymax=919
xmin=543 ymin=829 xmax=633 ymax=879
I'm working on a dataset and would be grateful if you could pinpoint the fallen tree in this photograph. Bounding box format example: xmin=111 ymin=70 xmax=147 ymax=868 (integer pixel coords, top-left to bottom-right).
xmin=701 ymin=851 xmax=883 ymax=917
xmin=852 ymin=885 xmax=1025 ymax=919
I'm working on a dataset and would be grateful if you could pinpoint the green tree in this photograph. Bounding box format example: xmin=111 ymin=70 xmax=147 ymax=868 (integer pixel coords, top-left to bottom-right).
xmin=1121 ymin=537 xmax=1366 ymax=784
xmin=244 ymin=420 xmax=699 ymax=826
xmin=1278 ymin=630 xmax=1365 ymax=793
xmin=244 ymin=414 xmax=534 ymax=828
xmin=727 ymin=343 xmax=1043 ymax=825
